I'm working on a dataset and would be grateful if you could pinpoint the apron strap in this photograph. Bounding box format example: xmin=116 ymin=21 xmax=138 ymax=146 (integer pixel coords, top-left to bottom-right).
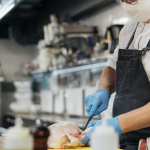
xmin=125 ymin=23 xmax=139 ymax=49
xmin=141 ymin=40 xmax=150 ymax=56
xmin=146 ymin=39 xmax=150 ymax=48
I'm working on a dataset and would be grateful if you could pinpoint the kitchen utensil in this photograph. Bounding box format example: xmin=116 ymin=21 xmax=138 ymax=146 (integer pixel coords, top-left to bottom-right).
xmin=83 ymin=116 xmax=93 ymax=131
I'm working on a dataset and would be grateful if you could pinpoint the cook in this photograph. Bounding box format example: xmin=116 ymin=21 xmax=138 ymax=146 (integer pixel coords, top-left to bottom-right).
xmin=82 ymin=0 xmax=150 ymax=149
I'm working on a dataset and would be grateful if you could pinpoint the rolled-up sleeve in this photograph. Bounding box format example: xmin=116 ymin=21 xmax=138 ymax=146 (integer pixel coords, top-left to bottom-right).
xmin=106 ymin=46 xmax=119 ymax=70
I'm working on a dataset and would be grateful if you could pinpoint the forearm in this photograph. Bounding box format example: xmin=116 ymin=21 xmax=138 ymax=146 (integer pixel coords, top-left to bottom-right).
xmin=119 ymin=102 xmax=150 ymax=133
xmin=97 ymin=66 xmax=116 ymax=94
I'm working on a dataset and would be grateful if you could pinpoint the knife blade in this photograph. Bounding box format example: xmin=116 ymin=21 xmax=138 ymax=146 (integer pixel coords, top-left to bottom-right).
xmin=83 ymin=116 xmax=93 ymax=131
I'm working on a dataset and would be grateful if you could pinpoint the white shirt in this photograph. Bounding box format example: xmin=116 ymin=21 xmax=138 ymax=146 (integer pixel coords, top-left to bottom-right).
xmin=106 ymin=19 xmax=150 ymax=80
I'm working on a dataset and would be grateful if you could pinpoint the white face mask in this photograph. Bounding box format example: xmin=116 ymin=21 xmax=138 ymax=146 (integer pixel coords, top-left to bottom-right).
xmin=122 ymin=0 xmax=150 ymax=23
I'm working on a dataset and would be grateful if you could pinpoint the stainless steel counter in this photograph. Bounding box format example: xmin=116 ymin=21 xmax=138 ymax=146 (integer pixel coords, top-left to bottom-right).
xmin=3 ymin=112 xmax=98 ymax=128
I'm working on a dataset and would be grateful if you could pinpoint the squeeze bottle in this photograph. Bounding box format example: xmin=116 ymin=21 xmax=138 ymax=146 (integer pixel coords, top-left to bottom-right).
xmin=4 ymin=117 xmax=33 ymax=150
xmin=91 ymin=119 xmax=118 ymax=150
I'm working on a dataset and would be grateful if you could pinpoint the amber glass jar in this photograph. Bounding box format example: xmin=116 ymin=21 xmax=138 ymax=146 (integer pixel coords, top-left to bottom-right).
xmin=30 ymin=119 xmax=50 ymax=150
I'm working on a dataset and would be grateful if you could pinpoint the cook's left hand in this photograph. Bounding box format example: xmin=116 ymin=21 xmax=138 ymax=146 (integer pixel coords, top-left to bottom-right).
xmin=82 ymin=116 xmax=123 ymax=146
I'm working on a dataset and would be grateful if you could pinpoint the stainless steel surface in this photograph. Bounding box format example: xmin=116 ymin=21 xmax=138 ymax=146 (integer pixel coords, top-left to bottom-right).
xmin=4 ymin=112 xmax=93 ymax=128
xmin=52 ymin=62 xmax=107 ymax=75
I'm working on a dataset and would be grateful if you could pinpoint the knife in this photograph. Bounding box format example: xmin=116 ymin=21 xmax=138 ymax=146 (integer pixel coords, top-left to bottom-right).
xmin=83 ymin=116 xmax=93 ymax=131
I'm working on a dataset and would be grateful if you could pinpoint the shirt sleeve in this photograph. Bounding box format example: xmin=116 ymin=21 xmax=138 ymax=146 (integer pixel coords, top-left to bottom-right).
xmin=105 ymin=20 xmax=133 ymax=70
xmin=106 ymin=46 xmax=119 ymax=70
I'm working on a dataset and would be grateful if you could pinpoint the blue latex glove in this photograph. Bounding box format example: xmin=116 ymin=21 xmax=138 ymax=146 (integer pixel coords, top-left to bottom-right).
xmin=82 ymin=116 xmax=123 ymax=146
xmin=85 ymin=89 xmax=110 ymax=118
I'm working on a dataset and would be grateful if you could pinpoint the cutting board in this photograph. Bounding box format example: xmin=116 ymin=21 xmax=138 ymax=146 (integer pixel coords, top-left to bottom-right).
xmin=48 ymin=147 xmax=122 ymax=150
xmin=48 ymin=147 xmax=90 ymax=150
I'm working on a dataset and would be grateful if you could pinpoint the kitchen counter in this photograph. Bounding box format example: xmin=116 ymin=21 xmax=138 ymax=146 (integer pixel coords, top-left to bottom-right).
xmin=3 ymin=112 xmax=96 ymax=128
xmin=0 ymin=137 xmax=123 ymax=150
xmin=0 ymin=137 xmax=4 ymax=150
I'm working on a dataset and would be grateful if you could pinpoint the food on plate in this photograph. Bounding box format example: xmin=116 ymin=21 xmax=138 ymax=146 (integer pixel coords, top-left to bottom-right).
xmin=47 ymin=121 xmax=92 ymax=149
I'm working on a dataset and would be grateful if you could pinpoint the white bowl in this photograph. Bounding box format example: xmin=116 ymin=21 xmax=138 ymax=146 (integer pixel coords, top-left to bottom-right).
xmin=14 ymin=93 xmax=32 ymax=101
xmin=9 ymin=102 xmax=30 ymax=113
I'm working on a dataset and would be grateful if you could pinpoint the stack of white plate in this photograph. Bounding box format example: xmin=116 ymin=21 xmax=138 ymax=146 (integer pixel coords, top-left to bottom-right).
xmin=14 ymin=81 xmax=31 ymax=93
xmin=13 ymin=93 xmax=32 ymax=104
xmin=9 ymin=81 xmax=32 ymax=113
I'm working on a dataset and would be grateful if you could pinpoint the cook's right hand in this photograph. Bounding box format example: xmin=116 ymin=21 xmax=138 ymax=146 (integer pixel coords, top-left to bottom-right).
xmin=82 ymin=116 xmax=123 ymax=146
xmin=85 ymin=89 xmax=110 ymax=118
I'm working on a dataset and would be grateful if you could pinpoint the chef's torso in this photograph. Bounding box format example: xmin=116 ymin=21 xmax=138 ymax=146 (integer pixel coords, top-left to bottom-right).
xmin=107 ymin=20 xmax=150 ymax=81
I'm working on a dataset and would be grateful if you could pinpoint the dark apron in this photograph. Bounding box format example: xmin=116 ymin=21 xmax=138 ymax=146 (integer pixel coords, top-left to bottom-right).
xmin=113 ymin=23 xmax=150 ymax=150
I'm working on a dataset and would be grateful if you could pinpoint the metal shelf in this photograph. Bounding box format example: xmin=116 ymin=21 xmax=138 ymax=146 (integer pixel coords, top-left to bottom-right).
xmin=3 ymin=111 xmax=98 ymax=128
xmin=32 ymin=59 xmax=107 ymax=75
xmin=52 ymin=61 xmax=107 ymax=75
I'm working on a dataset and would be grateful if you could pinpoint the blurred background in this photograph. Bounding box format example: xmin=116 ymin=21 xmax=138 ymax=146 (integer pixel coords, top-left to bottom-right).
xmin=0 ymin=0 xmax=128 ymax=130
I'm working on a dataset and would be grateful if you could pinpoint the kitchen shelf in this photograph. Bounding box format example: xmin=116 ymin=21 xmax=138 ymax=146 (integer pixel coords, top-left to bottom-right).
xmin=45 ymin=36 xmax=94 ymax=48
xmin=0 ymin=0 xmax=116 ymax=44
xmin=32 ymin=59 xmax=108 ymax=75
